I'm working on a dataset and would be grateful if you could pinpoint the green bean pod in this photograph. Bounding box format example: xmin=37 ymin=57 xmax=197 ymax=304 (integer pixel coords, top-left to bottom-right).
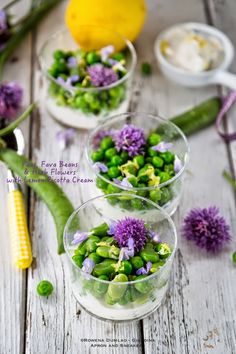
xmin=0 ymin=148 xmax=74 ymax=254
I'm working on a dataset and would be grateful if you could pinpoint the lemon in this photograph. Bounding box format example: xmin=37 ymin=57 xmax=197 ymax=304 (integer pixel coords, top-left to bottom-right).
xmin=65 ymin=0 xmax=146 ymax=50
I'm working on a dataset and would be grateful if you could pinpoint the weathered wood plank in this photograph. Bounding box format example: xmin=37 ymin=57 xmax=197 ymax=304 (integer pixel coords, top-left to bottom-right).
xmin=140 ymin=1 xmax=236 ymax=354
xmin=0 ymin=1 xmax=32 ymax=354
xmin=25 ymin=2 xmax=142 ymax=354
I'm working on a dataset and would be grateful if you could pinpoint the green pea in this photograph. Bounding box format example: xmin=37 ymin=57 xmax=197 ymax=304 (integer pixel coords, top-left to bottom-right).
xmin=160 ymin=151 xmax=174 ymax=163
xmin=134 ymin=275 xmax=152 ymax=294
xmin=86 ymin=51 xmax=100 ymax=64
xmin=147 ymin=133 xmax=161 ymax=146
xmin=147 ymin=147 xmax=158 ymax=157
xmin=140 ymin=249 xmax=159 ymax=263
xmin=126 ymin=164 xmax=137 ymax=176
xmin=119 ymin=199 xmax=131 ymax=210
xmin=112 ymin=52 xmax=125 ymax=61
xmin=53 ymin=50 xmax=65 ymax=60
xmin=96 ymin=177 xmax=108 ymax=190
xmin=96 ymin=245 xmax=120 ymax=259
xmin=91 ymin=222 xmax=109 ymax=236
xmin=93 ymin=275 xmax=109 ymax=298
xmin=100 ymin=136 xmax=114 ymax=150
xmin=107 ymin=184 xmax=121 ymax=194
xmin=93 ymin=259 xmax=117 ymax=277
xmin=118 ymin=261 xmax=133 ymax=275
xmin=137 ymin=183 xmax=148 ymax=197
xmin=105 ymin=148 xmax=117 ymax=160
xmin=152 ymin=156 xmax=164 ymax=168
xmin=149 ymin=189 xmax=162 ymax=202
xmin=72 ymin=254 xmax=84 ymax=268
xmin=133 ymin=155 xmax=145 ymax=167
xmin=111 ymin=155 xmax=123 ymax=166
xmin=108 ymin=166 xmax=120 ymax=178
xmin=108 ymin=274 xmax=128 ymax=301
xmin=37 ymin=280 xmax=54 ymax=297
xmin=164 ymin=164 xmax=175 ymax=175
xmin=131 ymin=199 xmax=143 ymax=210
xmin=145 ymin=157 xmax=153 ymax=164
xmin=91 ymin=150 xmax=104 ymax=162
xmin=86 ymin=236 xmax=100 ymax=253
xmin=88 ymin=252 xmax=102 ymax=264
xmin=128 ymin=176 xmax=138 ymax=187
xmin=159 ymin=172 xmax=171 ymax=183
xmin=130 ymin=256 xmax=144 ymax=270
xmin=120 ymin=151 xmax=129 ymax=162
xmin=74 ymin=240 xmax=87 ymax=256
xmin=159 ymin=187 xmax=171 ymax=205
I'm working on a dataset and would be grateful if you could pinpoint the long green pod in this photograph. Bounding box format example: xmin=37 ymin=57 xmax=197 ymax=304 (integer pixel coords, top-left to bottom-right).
xmin=0 ymin=148 xmax=74 ymax=254
xmin=170 ymin=97 xmax=221 ymax=136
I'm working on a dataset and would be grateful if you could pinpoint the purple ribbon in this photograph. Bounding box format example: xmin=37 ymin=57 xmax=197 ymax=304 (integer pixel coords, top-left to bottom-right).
xmin=216 ymin=91 xmax=236 ymax=142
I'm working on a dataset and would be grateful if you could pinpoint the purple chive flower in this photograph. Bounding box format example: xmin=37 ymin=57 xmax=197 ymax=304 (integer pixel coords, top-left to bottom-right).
xmin=69 ymin=75 xmax=80 ymax=83
xmin=100 ymin=45 xmax=114 ymax=62
xmin=174 ymin=155 xmax=183 ymax=173
xmin=67 ymin=56 xmax=77 ymax=68
xmin=182 ymin=207 xmax=231 ymax=252
xmin=136 ymin=261 xmax=152 ymax=275
xmin=0 ymin=10 xmax=7 ymax=32
xmin=152 ymin=141 xmax=173 ymax=153
xmin=108 ymin=58 xmax=118 ymax=66
xmin=93 ymin=162 xmax=108 ymax=173
xmin=0 ymin=82 xmax=23 ymax=120
xmin=149 ymin=231 xmax=160 ymax=243
xmin=113 ymin=177 xmax=133 ymax=188
xmin=72 ymin=231 xmax=91 ymax=246
xmin=82 ymin=258 xmax=95 ymax=274
xmin=114 ymin=217 xmax=148 ymax=252
xmin=119 ymin=238 xmax=135 ymax=261
xmin=92 ymin=129 xmax=116 ymax=148
xmin=87 ymin=64 xmax=118 ymax=87
xmin=114 ymin=124 xmax=146 ymax=157
xmin=56 ymin=128 xmax=76 ymax=150
xmin=108 ymin=220 xmax=117 ymax=235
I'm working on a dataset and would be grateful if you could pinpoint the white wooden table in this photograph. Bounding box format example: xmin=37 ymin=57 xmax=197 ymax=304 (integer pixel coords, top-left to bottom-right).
xmin=1 ymin=1 xmax=236 ymax=353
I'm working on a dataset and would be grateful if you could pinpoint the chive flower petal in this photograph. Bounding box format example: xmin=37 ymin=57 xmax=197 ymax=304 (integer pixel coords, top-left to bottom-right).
xmin=114 ymin=124 xmax=146 ymax=157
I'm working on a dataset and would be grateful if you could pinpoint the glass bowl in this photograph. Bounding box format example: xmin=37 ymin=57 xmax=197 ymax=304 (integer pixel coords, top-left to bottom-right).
xmin=85 ymin=112 xmax=190 ymax=216
xmin=64 ymin=193 xmax=177 ymax=322
xmin=39 ymin=27 xmax=137 ymax=129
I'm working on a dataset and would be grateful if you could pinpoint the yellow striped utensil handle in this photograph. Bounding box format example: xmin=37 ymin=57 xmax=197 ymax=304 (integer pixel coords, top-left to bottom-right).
xmin=7 ymin=190 xmax=32 ymax=269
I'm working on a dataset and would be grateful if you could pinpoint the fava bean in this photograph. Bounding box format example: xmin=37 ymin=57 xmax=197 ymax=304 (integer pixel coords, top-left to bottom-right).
xmin=140 ymin=249 xmax=159 ymax=263
xmin=86 ymin=236 xmax=100 ymax=253
xmin=88 ymin=252 xmax=102 ymax=264
xmin=93 ymin=259 xmax=116 ymax=277
xmin=91 ymin=223 xmax=109 ymax=236
xmin=75 ymin=240 xmax=87 ymax=256
xmin=117 ymin=261 xmax=133 ymax=275
xmin=134 ymin=275 xmax=152 ymax=294
xmin=72 ymin=254 xmax=84 ymax=268
xmin=107 ymin=274 xmax=128 ymax=301
xmin=93 ymin=275 xmax=109 ymax=298
xmin=130 ymin=256 xmax=144 ymax=270
xmin=96 ymin=245 xmax=120 ymax=259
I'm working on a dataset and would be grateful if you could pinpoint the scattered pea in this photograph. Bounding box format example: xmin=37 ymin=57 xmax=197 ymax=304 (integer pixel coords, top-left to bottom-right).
xmin=37 ymin=280 xmax=54 ymax=297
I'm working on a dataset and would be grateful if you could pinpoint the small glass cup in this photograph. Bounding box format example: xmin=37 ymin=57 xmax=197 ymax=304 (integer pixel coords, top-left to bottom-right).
xmin=85 ymin=112 xmax=190 ymax=216
xmin=38 ymin=27 xmax=137 ymax=129
xmin=64 ymin=193 xmax=177 ymax=322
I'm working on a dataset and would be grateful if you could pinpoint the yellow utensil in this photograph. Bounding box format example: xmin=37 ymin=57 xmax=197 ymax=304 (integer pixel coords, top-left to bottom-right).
xmin=7 ymin=128 xmax=32 ymax=269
